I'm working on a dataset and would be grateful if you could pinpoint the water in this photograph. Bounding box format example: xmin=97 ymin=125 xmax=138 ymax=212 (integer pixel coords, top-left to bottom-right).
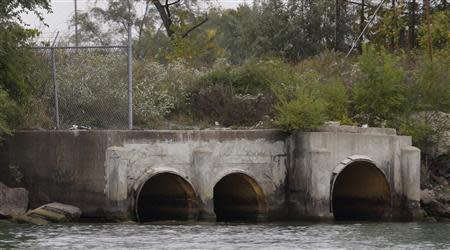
xmin=1 ymin=221 xmax=449 ymax=249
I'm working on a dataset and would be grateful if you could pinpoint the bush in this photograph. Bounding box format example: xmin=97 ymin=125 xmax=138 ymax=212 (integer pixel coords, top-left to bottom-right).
xmin=133 ymin=60 xmax=203 ymax=126
xmin=400 ymin=115 xmax=444 ymax=156
xmin=318 ymin=78 xmax=350 ymax=122
xmin=408 ymin=53 xmax=450 ymax=113
xmin=352 ymin=46 xmax=407 ymax=126
xmin=189 ymin=84 xmax=273 ymax=126
xmin=399 ymin=53 xmax=450 ymax=156
xmin=271 ymin=69 xmax=351 ymax=130
xmin=419 ymin=10 xmax=449 ymax=50
xmin=0 ymin=88 xmax=19 ymax=138
xmin=56 ymin=51 xmax=128 ymax=128
xmin=187 ymin=59 xmax=293 ymax=126
xmin=274 ymin=87 xmax=327 ymax=131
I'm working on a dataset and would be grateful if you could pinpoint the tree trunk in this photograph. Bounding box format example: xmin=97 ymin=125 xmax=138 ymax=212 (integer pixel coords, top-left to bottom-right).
xmin=424 ymin=0 xmax=433 ymax=61
xmin=359 ymin=0 xmax=365 ymax=52
xmin=391 ymin=0 xmax=396 ymax=50
xmin=335 ymin=0 xmax=341 ymax=51
xmin=408 ymin=0 xmax=417 ymax=49
xmin=152 ymin=0 xmax=174 ymax=37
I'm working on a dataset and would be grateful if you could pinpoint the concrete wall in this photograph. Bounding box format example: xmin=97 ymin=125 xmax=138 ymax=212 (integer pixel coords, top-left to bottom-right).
xmin=104 ymin=130 xmax=288 ymax=220
xmin=287 ymin=127 xmax=420 ymax=220
xmin=0 ymin=127 xmax=421 ymax=221
xmin=0 ymin=130 xmax=288 ymax=220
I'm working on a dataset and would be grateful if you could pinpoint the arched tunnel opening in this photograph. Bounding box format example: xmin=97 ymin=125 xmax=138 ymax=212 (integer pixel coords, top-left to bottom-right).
xmin=213 ymin=173 xmax=267 ymax=222
xmin=136 ymin=173 xmax=198 ymax=222
xmin=332 ymin=161 xmax=391 ymax=220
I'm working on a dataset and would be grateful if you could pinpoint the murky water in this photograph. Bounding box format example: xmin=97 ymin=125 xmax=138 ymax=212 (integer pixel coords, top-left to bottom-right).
xmin=0 ymin=221 xmax=449 ymax=249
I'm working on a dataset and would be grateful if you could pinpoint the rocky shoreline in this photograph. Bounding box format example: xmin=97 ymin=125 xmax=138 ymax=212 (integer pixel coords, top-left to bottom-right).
xmin=0 ymin=182 xmax=81 ymax=225
xmin=420 ymin=182 xmax=450 ymax=222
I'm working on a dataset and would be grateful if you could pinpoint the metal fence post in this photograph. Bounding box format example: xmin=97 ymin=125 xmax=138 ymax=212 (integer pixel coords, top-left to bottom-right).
xmin=127 ymin=22 xmax=133 ymax=130
xmin=51 ymin=48 xmax=60 ymax=129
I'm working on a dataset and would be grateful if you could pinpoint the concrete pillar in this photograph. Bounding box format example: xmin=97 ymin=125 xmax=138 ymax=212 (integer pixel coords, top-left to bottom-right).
xmin=192 ymin=148 xmax=216 ymax=220
xmin=401 ymin=146 xmax=421 ymax=202
xmin=400 ymin=146 xmax=423 ymax=220
xmin=104 ymin=147 xmax=129 ymax=218
xmin=305 ymin=148 xmax=332 ymax=219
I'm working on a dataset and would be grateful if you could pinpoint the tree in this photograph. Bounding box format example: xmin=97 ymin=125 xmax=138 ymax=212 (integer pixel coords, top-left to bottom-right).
xmin=212 ymin=0 xmax=355 ymax=63
xmin=0 ymin=0 xmax=51 ymax=137
xmin=0 ymin=0 xmax=50 ymax=25
xmin=69 ymin=0 xmax=208 ymax=45
xmin=418 ymin=10 xmax=449 ymax=50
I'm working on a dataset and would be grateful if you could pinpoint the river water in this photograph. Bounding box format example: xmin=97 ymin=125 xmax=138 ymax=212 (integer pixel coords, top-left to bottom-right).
xmin=0 ymin=221 xmax=449 ymax=249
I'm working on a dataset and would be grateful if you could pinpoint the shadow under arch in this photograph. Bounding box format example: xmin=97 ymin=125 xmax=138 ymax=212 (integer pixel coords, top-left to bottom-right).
xmin=135 ymin=172 xmax=199 ymax=222
xmin=331 ymin=158 xmax=391 ymax=220
xmin=213 ymin=172 xmax=267 ymax=222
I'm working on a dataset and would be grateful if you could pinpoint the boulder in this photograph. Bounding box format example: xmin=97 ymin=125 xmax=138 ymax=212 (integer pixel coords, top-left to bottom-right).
xmin=421 ymin=189 xmax=450 ymax=219
xmin=12 ymin=214 xmax=49 ymax=225
xmin=421 ymin=189 xmax=435 ymax=205
xmin=0 ymin=182 xmax=28 ymax=219
xmin=27 ymin=202 xmax=82 ymax=223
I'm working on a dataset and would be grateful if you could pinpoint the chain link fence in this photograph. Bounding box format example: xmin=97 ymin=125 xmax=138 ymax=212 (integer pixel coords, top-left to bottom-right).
xmin=32 ymin=46 xmax=130 ymax=129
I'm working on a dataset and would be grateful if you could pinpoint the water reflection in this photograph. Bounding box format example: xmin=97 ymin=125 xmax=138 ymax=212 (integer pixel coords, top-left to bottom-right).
xmin=0 ymin=221 xmax=449 ymax=249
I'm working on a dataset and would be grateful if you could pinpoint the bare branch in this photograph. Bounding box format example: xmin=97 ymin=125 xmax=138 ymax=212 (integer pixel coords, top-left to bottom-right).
xmin=165 ymin=0 xmax=171 ymax=18
xmin=138 ymin=0 xmax=151 ymax=42
xmin=163 ymin=0 xmax=181 ymax=7
xmin=182 ymin=17 xmax=209 ymax=38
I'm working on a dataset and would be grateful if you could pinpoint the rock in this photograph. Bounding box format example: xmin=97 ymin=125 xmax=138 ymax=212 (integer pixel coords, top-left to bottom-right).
xmin=12 ymin=214 xmax=49 ymax=225
xmin=438 ymin=217 xmax=450 ymax=222
xmin=0 ymin=182 xmax=29 ymax=219
xmin=422 ymin=216 xmax=438 ymax=223
xmin=421 ymin=189 xmax=435 ymax=205
xmin=27 ymin=202 xmax=82 ymax=223
xmin=438 ymin=192 xmax=450 ymax=204
xmin=431 ymin=174 xmax=449 ymax=186
xmin=421 ymin=189 xmax=450 ymax=219
xmin=28 ymin=208 xmax=68 ymax=222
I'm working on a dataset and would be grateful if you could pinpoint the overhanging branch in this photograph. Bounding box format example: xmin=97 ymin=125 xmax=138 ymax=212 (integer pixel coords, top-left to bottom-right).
xmin=182 ymin=17 xmax=209 ymax=38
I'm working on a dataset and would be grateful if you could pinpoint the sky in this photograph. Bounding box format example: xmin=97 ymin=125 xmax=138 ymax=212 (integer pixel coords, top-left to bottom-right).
xmin=22 ymin=0 xmax=245 ymax=44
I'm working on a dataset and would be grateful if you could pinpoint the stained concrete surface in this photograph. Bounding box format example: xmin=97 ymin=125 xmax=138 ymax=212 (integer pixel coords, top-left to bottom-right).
xmin=0 ymin=127 xmax=421 ymax=221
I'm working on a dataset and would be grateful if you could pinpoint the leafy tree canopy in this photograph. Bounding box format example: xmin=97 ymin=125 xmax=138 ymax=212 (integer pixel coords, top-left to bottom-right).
xmin=0 ymin=0 xmax=51 ymax=137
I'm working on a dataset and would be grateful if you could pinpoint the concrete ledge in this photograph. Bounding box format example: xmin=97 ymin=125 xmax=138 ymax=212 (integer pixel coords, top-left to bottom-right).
xmin=315 ymin=125 xmax=397 ymax=135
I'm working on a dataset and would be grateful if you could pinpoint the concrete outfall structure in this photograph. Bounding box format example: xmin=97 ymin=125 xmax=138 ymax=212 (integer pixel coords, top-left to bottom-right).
xmin=0 ymin=126 xmax=421 ymax=222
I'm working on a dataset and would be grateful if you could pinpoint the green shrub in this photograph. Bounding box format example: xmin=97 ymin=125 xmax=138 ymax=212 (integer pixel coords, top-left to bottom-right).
xmin=399 ymin=53 xmax=450 ymax=156
xmin=352 ymin=45 xmax=407 ymax=126
xmin=401 ymin=117 xmax=440 ymax=155
xmin=318 ymin=78 xmax=350 ymax=122
xmin=409 ymin=53 xmax=450 ymax=113
xmin=189 ymin=83 xmax=274 ymax=126
xmin=192 ymin=59 xmax=297 ymax=94
xmin=187 ymin=59 xmax=294 ymax=126
xmin=274 ymin=88 xmax=327 ymax=131
xmin=0 ymin=88 xmax=19 ymax=138
xmin=419 ymin=10 xmax=449 ymax=50
xmin=296 ymin=50 xmax=354 ymax=83
xmin=133 ymin=60 xmax=203 ymax=126
xmin=271 ymin=69 xmax=351 ymax=129
xmin=232 ymin=59 xmax=297 ymax=94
